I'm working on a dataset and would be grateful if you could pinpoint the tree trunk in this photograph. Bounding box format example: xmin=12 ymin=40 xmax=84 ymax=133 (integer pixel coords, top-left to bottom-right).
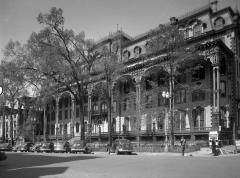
xmin=43 ymin=103 xmax=47 ymax=142
xmin=79 ymin=103 xmax=85 ymax=141
xmin=10 ymin=107 xmax=14 ymax=146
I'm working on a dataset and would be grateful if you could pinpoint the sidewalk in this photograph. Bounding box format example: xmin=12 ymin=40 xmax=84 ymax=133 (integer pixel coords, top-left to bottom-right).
xmin=93 ymin=147 xmax=240 ymax=157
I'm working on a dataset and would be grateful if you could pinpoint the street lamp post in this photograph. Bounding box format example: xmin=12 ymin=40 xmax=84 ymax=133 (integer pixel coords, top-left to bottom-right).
xmin=162 ymin=91 xmax=170 ymax=152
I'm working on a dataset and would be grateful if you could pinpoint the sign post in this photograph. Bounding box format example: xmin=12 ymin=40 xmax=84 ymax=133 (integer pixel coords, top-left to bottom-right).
xmin=209 ymin=131 xmax=219 ymax=146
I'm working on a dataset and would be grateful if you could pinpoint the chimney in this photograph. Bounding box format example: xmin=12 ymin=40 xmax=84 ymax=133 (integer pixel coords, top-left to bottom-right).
xmin=170 ymin=17 xmax=178 ymax=25
xmin=210 ymin=0 xmax=218 ymax=13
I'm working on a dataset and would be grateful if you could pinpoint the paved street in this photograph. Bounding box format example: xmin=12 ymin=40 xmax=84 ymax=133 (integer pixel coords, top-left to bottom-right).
xmin=0 ymin=152 xmax=240 ymax=178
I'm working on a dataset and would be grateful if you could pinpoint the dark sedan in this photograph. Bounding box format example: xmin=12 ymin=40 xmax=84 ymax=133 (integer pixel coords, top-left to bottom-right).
xmin=19 ymin=142 xmax=34 ymax=152
xmin=39 ymin=142 xmax=54 ymax=153
xmin=70 ymin=140 xmax=92 ymax=154
xmin=0 ymin=143 xmax=12 ymax=151
xmin=109 ymin=139 xmax=133 ymax=155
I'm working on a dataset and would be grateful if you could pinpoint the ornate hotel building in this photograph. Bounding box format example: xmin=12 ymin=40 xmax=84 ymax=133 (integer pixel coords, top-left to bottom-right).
xmin=28 ymin=1 xmax=240 ymax=144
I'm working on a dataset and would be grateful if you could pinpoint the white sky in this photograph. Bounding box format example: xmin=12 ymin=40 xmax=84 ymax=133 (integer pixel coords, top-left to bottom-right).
xmin=0 ymin=0 xmax=238 ymax=59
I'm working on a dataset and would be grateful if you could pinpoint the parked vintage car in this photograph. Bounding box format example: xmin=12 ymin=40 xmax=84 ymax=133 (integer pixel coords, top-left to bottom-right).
xmin=0 ymin=143 xmax=12 ymax=151
xmin=19 ymin=142 xmax=34 ymax=152
xmin=12 ymin=143 xmax=22 ymax=152
xmin=39 ymin=142 xmax=54 ymax=153
xmin=70 ymin=140 xmax=92 ymax=154
xmin=53 ymin=141 xmax=70 ymax=153
xmin=0 ymin=151 xmax=7 ymax=161
xmin=29 ymin=142 xmax=42 ymax=152
xmin=109 ymin=139 xmax=133 ymax=155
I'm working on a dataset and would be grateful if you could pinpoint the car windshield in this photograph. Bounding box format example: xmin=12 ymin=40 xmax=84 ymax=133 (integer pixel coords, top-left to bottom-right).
xmin=42 ymin=143 xmax=50 ymax=147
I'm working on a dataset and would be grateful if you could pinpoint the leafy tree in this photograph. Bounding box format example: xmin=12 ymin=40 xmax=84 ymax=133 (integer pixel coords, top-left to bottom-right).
xmin=0 ymin=47 xmax=28 ymax=145
xmin=92 ymin=39 xmax=123 ymax=146
xmin=25 ymin=7 xmax=99 ymax=141
xmin=146 ymin=22 xmax=200 ymax=147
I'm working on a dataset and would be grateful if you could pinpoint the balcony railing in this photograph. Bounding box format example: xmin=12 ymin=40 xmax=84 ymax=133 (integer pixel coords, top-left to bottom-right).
xmin=90 ymin=127 xmax=212 ymax=137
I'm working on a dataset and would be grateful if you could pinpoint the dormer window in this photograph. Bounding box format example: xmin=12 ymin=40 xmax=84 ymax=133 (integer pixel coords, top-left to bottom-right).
xmin=193 ymin=24 xmax=202 ymax=37
xmin=185 ymin=28 xmax=193 ymax=39
xmin=123 ymin=50 xmax=131 ymax=60
xmin=134 ymin=46 xmax=142 ymax=58
xmin=214 ymin=17 xmax=225 ymax=30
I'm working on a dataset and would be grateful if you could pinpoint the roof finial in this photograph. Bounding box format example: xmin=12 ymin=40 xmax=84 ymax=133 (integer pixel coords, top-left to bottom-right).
xmin=210 ymin=0 xmax=218 ymax=12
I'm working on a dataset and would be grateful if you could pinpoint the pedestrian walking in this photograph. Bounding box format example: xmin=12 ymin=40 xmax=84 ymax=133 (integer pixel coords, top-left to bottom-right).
xmin=211 ymin=137 xmax=216 ymax=156
xmin=180 ymin=136 xmax=186 ymax=156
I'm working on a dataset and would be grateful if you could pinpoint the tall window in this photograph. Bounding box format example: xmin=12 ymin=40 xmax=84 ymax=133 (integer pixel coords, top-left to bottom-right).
xmin=101 ymin=102 xmax=107 ymax=112
xmin=65 ymin=110 xmax=68 ymax=119
xmin=123 ymin=82 xmax=130 ymax=94
xmin=113 ymin=101 xmax=117 ymax=113
xmin=145 ymin=94 xmax=153 ymax=108
xmin=123 ymin=98 xmax=130 ymax=111
xmin=192 ymin=64 xmax=205 ymax=81
xmin=59 ymin=111 xmax=62 ymax=120
xmin=192 ymin=90 xmax=205 ymax=102
xmin=92 ymin=104 xmax=99 ymax=113
xmin=64 ymin=98 xmax=68 ymax=108
xmin=76 ymin=122 xmax=79 ymax=133
xmin=175 ymin=89 xmax=186 ymax=104
xmin=76 ymin=108 xmax=79 ymax=118
xmin=220 ymin=81 xmax=226 ymax=97
xmin=192 ymin=107 xmax=204 ymax=129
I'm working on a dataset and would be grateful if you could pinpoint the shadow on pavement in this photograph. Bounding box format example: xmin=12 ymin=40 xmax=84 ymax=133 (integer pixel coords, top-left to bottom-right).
xmin=1 ymin=166 xmax=68 ymax=178
xmin=0 ymin=152 xmax=101 ymax=178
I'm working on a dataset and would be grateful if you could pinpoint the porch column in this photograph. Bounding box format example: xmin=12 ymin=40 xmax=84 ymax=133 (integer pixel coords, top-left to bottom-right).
xmin=87 ymin=85 xmax=93 ymax=142
xmin=212 ymin=50 xmax=221 ymax=131
xmin=134 ymin=75 xmax=143 ymax=146
xmin=71 ymin=94 xmax=75 ymax=138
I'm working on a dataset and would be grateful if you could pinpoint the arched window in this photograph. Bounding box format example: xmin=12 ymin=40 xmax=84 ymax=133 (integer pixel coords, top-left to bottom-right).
xmin=123 ymin=50 xmax=131 ymax=60
xmin=134 ymin=46 xmax=142 ymax=58
xmin=193 ymin=24 xmax=202 ymax=37
xmin=76 ymin=122 xmax=79 ymax=133
xmin=101 ymin=102 xmax=107 ymax=112
xmin=192 ymin=107 xmax=204 ymax=129
xmin=92 ymin=103 xmax=99 ymax=113
xmin=214 ymin=17 xmax=225 ymax=29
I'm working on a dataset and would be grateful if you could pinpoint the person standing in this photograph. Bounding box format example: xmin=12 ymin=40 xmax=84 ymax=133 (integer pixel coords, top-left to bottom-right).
xmin=180 ymin=136 xmax=186 ymax=156
xmin=211 ymin=137 xmax=216 ymax=156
